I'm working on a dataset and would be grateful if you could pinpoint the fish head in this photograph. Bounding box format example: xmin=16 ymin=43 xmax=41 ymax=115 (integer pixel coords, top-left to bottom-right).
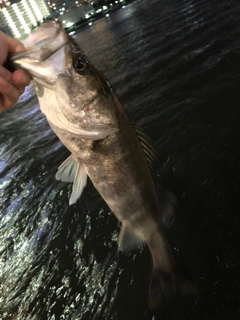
xmin=10 ymin=22 xmax=117 ymax=139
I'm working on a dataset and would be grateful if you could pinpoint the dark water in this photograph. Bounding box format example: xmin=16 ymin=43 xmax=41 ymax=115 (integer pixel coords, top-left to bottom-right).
xmin=1 ymin=0 xmax=240 ymax=319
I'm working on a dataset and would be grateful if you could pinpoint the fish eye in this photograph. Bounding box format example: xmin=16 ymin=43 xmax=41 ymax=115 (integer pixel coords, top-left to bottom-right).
xmin=74 ymin=58 xmax=86 ymax=72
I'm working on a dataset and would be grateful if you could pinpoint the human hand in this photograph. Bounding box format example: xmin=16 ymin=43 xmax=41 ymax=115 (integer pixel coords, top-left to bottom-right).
xmin=0 ymin=31 xmax=31 ymax=114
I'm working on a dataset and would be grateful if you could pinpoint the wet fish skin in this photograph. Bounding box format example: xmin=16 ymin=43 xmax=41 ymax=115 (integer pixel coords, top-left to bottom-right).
xmin=10 ymin=22 xmax=195 ymax=309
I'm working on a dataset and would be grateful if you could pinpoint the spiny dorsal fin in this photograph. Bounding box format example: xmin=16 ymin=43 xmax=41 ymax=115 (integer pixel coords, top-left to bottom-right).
xmin=134 ymin=127 xmax=159 ymax=170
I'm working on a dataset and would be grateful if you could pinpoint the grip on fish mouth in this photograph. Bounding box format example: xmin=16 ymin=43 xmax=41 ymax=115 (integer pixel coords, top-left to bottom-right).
xmin=9 ymin=21 xmax=69 ymax=65
xmin=3 ymin=58 xmax=17 ymax=73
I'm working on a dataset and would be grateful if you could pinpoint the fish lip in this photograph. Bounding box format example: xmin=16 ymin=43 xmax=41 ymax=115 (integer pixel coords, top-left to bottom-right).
xmin=10 ymin=21 xmax=69 ymax=64
xmin=9 ymin=42 xmax=67 ymax=64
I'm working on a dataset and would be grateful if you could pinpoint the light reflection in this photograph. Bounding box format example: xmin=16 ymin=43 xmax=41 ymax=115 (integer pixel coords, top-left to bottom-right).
xmin=12 ymin=4 xmax=31 ymax=34
xmin=0 ymin=0 xmax=50 ymax=38
xmin=22 ymin=0 xmax=37 ymax=26
xmin=30 ymin=0 xmax=44 ymax=21
xmin=1 ymin=7 xmax=20 ymax=38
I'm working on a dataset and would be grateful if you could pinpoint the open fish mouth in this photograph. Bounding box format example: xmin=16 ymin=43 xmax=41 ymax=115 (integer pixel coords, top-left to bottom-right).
xmin=11 ymin=21 xmax=68 ymax=63
xmin=9 ymin=21 xmax=68 ymax=86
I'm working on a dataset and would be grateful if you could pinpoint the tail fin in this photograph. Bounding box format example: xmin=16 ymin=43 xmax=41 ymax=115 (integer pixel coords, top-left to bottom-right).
xmin=148 ymin=269 xmax=176 ymax=310
xmin=148 ymin=267 xmax=198 ymax=310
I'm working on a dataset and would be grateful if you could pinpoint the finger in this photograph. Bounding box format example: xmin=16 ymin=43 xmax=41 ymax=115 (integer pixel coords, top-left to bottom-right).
xmin=0 ymin=77 xmax=23 ymax=110
xmin=0 ymin=65 xmax=13 ymax=82
xmin=0 ymin=31 xmax=25 ymax=53
xmin=13 ymin=70 xmax=31 ymax=86
xmin=0 ymin=31 xmax=25 ymax=65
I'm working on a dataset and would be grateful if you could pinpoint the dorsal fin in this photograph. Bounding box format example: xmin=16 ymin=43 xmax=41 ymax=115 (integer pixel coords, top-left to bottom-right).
xmin=157 ymin=185 xmax=178 ymax=228
xmin=134 ymin=126 xmax=177 ymax=229
xmin=134 ymin=126 xmax=159 ymax=170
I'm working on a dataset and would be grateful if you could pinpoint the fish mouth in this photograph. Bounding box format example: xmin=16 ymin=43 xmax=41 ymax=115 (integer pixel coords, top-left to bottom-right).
xmin=10 ymin=42 xmax=66 ymax=64
xmin=9 ymin=21 xmax=69 ymax=86
xmin=11 ymin=21 xmax=68 ymax=63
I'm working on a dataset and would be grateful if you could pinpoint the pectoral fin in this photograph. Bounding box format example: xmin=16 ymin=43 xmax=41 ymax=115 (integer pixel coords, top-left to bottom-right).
xmin=118 ymin=226 xmax=144 ymax=253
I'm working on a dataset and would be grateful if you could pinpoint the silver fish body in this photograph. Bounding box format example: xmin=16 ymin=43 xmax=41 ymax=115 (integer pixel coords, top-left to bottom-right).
xmin=11 ymin=22 xmax=195 ymax=309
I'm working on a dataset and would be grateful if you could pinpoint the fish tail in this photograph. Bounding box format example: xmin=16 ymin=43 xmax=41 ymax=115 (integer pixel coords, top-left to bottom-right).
xmin=148 ymin=268 xmax=176 ymax=310
xmin=148 ymin=265 xmax=198 ymax=310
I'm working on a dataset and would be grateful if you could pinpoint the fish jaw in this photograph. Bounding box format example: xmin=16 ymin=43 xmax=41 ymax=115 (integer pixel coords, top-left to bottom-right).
xmin=10 ymin=21 xmax=68 ymax=86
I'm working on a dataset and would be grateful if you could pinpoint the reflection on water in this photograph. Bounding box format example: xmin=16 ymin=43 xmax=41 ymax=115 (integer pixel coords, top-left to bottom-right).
xmin=1 ymin=0 xmax=240 ymax=319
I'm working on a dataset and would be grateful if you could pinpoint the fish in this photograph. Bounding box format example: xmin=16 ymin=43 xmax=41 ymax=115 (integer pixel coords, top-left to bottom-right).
xmin=10 ymin=21 xmax=196 ymax=309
